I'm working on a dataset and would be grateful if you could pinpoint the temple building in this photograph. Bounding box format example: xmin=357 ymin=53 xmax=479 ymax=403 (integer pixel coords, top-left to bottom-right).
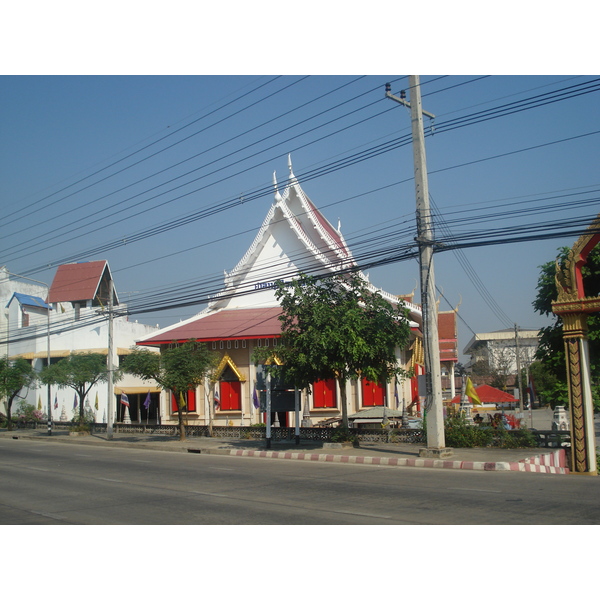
xmin=137 ymin=157 xmax=457 ymax=427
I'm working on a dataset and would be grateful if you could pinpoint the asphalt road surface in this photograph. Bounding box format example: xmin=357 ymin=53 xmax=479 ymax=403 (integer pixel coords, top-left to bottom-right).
xmin=1 ymin=438 xmax=599 ymax=525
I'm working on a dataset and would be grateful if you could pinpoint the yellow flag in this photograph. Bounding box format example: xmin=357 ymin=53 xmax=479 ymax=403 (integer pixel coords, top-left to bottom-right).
xmin=179 ymin=391 xmax=186 ymax=409
xmin=466 ymin=377 xmax=482 ymax=405
xmin=95 ymin=392 xmax=99 ymax=410
xmin=37 ymin=396 xmax=42 ymax=410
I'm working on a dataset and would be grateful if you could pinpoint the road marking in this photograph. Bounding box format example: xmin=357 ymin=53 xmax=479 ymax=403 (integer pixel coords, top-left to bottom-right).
xmin=30 ymin=510 xmax=67 ymax=522
xmin=192 ymin=491 xmax=229 ymax=498
xmin=27 ymin=467 xmax=50 ymax=472
xmin=208 ymin=467 xmax=234 ymax=471
xmin=447 ymin=488 xmax=502 ymax=494
xmin=334 ymin=510 xmax=392 ymax=520
xmin=97 ymin=478 xmax=123 ymax=483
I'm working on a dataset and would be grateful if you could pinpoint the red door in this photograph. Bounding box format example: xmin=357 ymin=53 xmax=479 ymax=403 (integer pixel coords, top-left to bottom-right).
xmin=313 ymin=379 xmax=337 ymax=408
xmin=220 ymin=380 xmax=241 ymax=410
xmin=362 ymin=379 xmax=385 ymax=406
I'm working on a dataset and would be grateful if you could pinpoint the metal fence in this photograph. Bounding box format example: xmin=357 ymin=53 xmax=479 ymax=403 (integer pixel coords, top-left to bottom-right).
xmin=90 ymin=423 xmax=425 ymax=444
xmin=10 ymin=420 xmax=424 ymax=444
xmin=15 ymin=421 xmax=565 ymax=447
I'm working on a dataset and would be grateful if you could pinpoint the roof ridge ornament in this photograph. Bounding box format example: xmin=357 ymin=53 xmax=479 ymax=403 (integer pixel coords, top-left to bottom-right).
xmin=273 ymin=171 xmax=283 ymax=204
xmin=287 ymin=153 xmax=297 ymax=183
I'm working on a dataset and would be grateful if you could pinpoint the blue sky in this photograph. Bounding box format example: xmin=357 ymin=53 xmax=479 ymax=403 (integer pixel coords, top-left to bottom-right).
xmin=1 ymin=73 xmax=599 ymax=361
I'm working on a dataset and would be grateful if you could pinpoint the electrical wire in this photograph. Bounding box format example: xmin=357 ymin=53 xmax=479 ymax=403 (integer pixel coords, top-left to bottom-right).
xmin=7 ymin=76 xmax=598 ymax=272
xmin=4 ymin=209 xmax=598 ymax=347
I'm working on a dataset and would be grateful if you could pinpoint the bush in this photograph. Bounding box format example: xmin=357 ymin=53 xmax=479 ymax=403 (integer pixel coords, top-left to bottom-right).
xmin=68 ymin=422 xmax=91 ymax=433
xmin=71 ymin=404 xmax=95 ymax=425
xmin=15 ymin=400 xmax=45 ymax=422
xmin=494 ymin=427 xmax=538 ymax=448
xmin=444 ymin=413 xmax=539 ymax=448
xmin=331 ymin=426 xmax=358 ymax=444
xmin=445 ymin=414 xmax=494 ymax=448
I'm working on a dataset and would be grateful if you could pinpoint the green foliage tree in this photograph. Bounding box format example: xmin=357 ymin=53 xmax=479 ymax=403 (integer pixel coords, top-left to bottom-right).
xmin=533 ymin=245 xmax=600 ymax=410
xmin=40 ymin=353 xmax=116 ymax=426
xmin=254 ymin=273 xmax=412 ymax=428
xmin=0 ymin=357 xmax=37 ymax=431
xmin=123 ymin=341 xmax=219 ymax=440
xmin=527 ymin=360 xmax=566 ymax=408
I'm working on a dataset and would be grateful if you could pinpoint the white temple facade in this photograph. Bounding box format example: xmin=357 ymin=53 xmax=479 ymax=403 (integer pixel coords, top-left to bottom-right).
xmin=138 ymin=157 xmax=427 ymax=427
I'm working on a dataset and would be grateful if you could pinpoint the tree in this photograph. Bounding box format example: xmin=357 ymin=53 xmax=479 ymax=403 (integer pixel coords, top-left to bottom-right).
xmin=40 ymin=353 xmax=116 ymax=425
xmin=0 ymin=357 xmax=37 ymax=431
xmin=255 ymin=273 xmax=412 ymax=428
xmin=533 ymin=245 xmax=600 ymax=409
xmin=123 ymin=341 xmax=219 ymax=440
xmin=527 ymin=360 xmax=566 ymax=409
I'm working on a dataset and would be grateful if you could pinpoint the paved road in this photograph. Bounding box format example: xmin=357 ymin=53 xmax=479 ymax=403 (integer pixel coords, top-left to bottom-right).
xmin=1 ymin=438 xmax=599 ymax=525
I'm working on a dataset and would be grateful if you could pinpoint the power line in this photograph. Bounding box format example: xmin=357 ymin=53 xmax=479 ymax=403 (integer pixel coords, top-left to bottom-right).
xmin=15 ymin=120 xmax=600 ymax=276
xmin=1 ymin=76 xmax=286 ymax=228
xmin=3 ymin=80 xmax=398 ymax=261
xmin=6 ymin=77 xmax=600 ymax=277
xmin=4 ymin=211 xmax=598 ymax=347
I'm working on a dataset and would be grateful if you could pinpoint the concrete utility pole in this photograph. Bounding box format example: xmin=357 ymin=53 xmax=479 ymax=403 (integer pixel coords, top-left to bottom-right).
xmin=107 ymin=278 xmax=115 ymax=440
xmin=386 ymin=76 xmax=450 ymax=457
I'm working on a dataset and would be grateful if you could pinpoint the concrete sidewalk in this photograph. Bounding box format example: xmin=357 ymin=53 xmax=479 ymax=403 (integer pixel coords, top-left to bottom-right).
xmin=0 ymin=428 xmax=570 ymax=475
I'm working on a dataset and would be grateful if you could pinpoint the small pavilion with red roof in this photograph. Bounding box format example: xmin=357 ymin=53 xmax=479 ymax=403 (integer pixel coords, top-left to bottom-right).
xmin=450 ymin=384 xmax=519 ymax=409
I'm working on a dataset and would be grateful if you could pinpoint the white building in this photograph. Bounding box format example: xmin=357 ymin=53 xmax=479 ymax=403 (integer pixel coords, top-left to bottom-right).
xmin=463 ymin=328 xmax=539 ymax=375
xmin=1 ymin=262 xmax=160 ymax=423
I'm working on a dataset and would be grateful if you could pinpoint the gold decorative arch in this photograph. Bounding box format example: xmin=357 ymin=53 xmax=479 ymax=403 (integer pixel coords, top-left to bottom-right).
xmin=213 ymin=353 xmax=246 ymax=382
xmin=552 ymin=214 xmax=600 ymax=475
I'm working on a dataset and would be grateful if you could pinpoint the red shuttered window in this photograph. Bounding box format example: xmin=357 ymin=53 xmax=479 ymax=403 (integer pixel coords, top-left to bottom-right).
xmin=313 ymin=379 xmax=337 ymax=408
xmin=361 ymin=379 xmax=385 ymax=407
xmin=171 ymin=389 xmax=197 ymax=413
xmin=219 ymin=380 xmax=241 ymax=411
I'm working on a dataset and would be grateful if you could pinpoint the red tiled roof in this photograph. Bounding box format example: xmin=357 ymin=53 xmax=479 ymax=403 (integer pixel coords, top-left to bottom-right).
xmin=450 ymin=384 xmax=518 ymax=404
xmin=48 ymin=261 xmax=108 ymax=303
xmin=306 ymin=197 xmax=350 ymax=257
xmin=138 ymin=307 xmax=284 ymax=346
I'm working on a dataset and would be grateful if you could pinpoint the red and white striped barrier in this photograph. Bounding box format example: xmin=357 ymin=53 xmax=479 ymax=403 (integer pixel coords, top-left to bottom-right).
xmin=219 ymin=447 xmax=570 ymax=475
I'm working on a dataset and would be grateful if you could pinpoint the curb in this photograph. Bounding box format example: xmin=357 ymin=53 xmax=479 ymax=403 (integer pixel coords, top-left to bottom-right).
xmin=4 ymin=433 xmax=570 ymax=475
xmin=200 ymin=447 xmax=570 ymax=475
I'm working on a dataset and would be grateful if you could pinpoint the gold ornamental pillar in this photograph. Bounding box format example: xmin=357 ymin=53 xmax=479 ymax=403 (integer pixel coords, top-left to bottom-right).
xmin=551 ymin=216 xmax=600 ymax=475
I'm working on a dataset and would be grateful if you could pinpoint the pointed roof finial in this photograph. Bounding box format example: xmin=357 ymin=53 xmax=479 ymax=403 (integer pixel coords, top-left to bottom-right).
xmin=287 ymin=153 xmax=297 ymax=182
xmin=273 ymin=170 xmax=282 ymax=203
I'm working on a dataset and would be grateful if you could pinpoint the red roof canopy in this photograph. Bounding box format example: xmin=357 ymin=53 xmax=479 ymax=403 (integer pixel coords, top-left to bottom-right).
xmin=451 ymin=384 xmax=518 ymax=404
xmin=138 ymin=307 xmax=283 ymax=346
xmin=48 ymin=261 xmax=111 ymax=304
